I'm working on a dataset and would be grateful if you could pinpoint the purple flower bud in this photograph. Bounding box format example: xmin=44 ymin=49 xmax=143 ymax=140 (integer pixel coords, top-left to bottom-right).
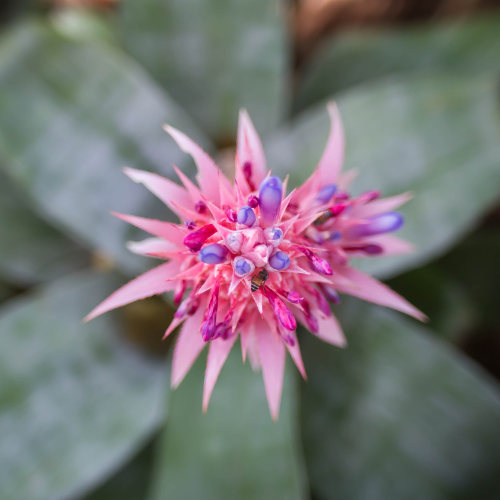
xmin=298 ymin=246 xmax=333 ymax=276
xmin=263 ymin=286 xmax=297 ymax=332
xmin=316 ymin=184 xmax=337 ymax=204
xmin=185 ymin=219 xmax=196 ymax=230
xmin=199 ymin=243 xmax=228 ymax=265
xmin=237 ymin=205 xmax=256 ymax=227
xmin=269 ymin=251 xmax=290 ymax=271
xmin=223 ymin=205 xmax=238 ymax=223
xmin=233 ymin=256 xmax=255 ymax=277
xmin=247 ymin=195 xmax=259 ymax=208
xmin=318 ymin=284 xmax=341 ymax=305
xmin=345 ymin=212 xmax=404 ymax=239
xmin=201 ymin=277 xmax=221 ymax=342
xmin=195 ymin=200 xmax=207 ymax=214
xmin=258 ymin=176 xmax=282 ymax=227
xmin=183 ymin=224 xmax=216 ymax=252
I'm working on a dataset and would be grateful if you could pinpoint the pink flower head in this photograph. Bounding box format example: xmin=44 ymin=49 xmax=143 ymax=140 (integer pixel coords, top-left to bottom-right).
xmin=84 ymin=103 xmax=425 ymax=420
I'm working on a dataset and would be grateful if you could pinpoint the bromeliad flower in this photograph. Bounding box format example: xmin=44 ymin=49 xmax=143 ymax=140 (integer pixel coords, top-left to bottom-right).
xmin=85 ymin=103 xmax=425 ymax=420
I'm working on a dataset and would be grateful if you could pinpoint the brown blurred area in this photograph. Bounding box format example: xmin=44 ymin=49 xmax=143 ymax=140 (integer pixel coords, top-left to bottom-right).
xmin=293 ymin=0 xmax=500 ymax=60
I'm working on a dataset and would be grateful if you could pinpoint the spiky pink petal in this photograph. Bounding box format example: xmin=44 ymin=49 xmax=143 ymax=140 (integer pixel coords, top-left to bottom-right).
xmin=123 ymin=167 xmax=192 ymax=218
xmin=171 ymin=306 xmax=207 ymax=388
xmin=332 ymin=265 xmax=427 ymax=321
xmin=164 ymin=125 xmax=228 ymax=205
xmin=317 ymin=102 xmax=345 ymax=186
xmin=203 ymin=335 xmax=238 ymax=412
xmin=84 ymin=261 xmax=181 ymax=322
xmin=237 ymin=109 xmax=267 ymax=189
xmin=255 ymin=318 xmax=286 ymax=421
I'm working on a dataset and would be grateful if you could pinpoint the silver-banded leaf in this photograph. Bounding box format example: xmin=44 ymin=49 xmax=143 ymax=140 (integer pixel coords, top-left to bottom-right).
xmin=0 ymin=271 xmax=168 ymax=500
xmin=118 ymin=0 xmax=288 ymax=142
xmin=295 ymin=15 xmax=500 ymax=113
xmin=266 ymin=75 xmax=500 ymax=279
xmin=0 ymin=170 xmax=88 ymax=286
xmin=0 ymin=21 xmax=210 ymax=276
xmin=150 ymin=349 xmax=307 ymax=500
xmin=300 ymin=298 xmax=500 ymax=500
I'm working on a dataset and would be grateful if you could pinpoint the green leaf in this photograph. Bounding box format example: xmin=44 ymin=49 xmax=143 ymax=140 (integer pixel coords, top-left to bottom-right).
xmin=150 ymin=349 xmax=307 ymax=500
xmin=50 ymin=7 xmax=119 ymax=45
xmin=0 ymin=271 xmax=168 ymax=500
xmin=0 ymin=21 xmax=210 ymax=276
xmin=118 ymin=0 xmax=288 ymax=142
xmin=0 ymin=281 xmax=16 ymax=303
xmin=295 ymin=15 xmax=500 ymax=113
xmin=0 ymin=170 xmax=88 ymax=286
xmin=266 ymin=75 xmax=500 ymax=279
xmin=300 ymin=298 xmax=500 ymax=500
xmin=438 ymin=228 xmax=500 ymax=330
xmin=84 ymin=437 xmax=156 ymax=500
xmin=386 ymin=264 xmax=476 ymax=341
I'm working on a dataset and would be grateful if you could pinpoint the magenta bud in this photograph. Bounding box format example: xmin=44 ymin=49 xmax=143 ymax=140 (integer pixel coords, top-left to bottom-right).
xmin=201 ymin=278 xmax=221 ymax=342
xmin=263 ymin=286 xmax=297 ymax=332
xmin=237 ymin=205 xmax=256 ymax=226
xmin=183 ymin=224 xmax=216 ymax=252
xmin=173 ymin=280 xmax=186 ymax=306
xmin=247 ymin=195 xmax=259 ymax=208
xmin=287 ymin=290 xmax=304 ymax=304
xmin=243 ymin=161 xmax=256 ymax=191
xmin=269 ymin=251 xmax=290 ymax=271
xmin=345 ymin=212 xmax=404 ymax=239
xmin=302 ymin=300 xmax=318 ymax=334
xmin=318 ymin=284 xmax=341 ymax=305
xmin=298 ymin=246 xmax=333 ymax=276
xmin=335 ymin=192 xmax=350 ymax=201
xmin=343 ymin=244 xmax=383 ymax=255
xmin=364 ymin=244 xmax=384 ymax=255
xmin=258 ymin=176 xmax=282 ymax=226
xmin=199 ymin=243 xmax=228 ymax=265
xmin=223 ymin=205 xmax=238 ymax=223
xmin=330 ymin=202 xmax=349 ymax=217
xmin=195 ymin=200 xmax=208 ymax=214
xmin=316 ymin=184 xmax=337 ymax=204
xmin=185 ymin=219 xmax=196 ymax=230
xmin=175 ymin=294 xmax=200 ymax=318
xmin=314 ymin=289 xmax=331 ymax=317
xmin=357 ymin=190 xmax=381 ymax=204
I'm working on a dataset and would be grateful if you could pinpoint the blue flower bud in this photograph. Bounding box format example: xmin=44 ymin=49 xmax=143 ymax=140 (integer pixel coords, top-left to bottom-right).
xmin=346 ymin=212 xmax=404 ymax=239
xmin=237 ymin=205 xmax=256 ymax=227
xmin=199 ymin=243 xmax=228 ymax=265
xmin=316 ymin=184 xmax=337 ymax=204
xmin=258 ymin=176 xmax=282 ymax=226
xmin=233 ymin=257 xmax=255 ymax=277
xmin=269 ymin=251 xmax=290 ymax=271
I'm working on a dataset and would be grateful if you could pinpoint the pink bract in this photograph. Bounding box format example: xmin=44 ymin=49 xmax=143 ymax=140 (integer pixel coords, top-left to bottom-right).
xmin=85 ymin=103 xmax=425 ymax=420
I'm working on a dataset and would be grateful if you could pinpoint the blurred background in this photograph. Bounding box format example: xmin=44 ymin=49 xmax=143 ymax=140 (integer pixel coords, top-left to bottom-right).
xmin=0 ymin=1 xmax=500 ymax=499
